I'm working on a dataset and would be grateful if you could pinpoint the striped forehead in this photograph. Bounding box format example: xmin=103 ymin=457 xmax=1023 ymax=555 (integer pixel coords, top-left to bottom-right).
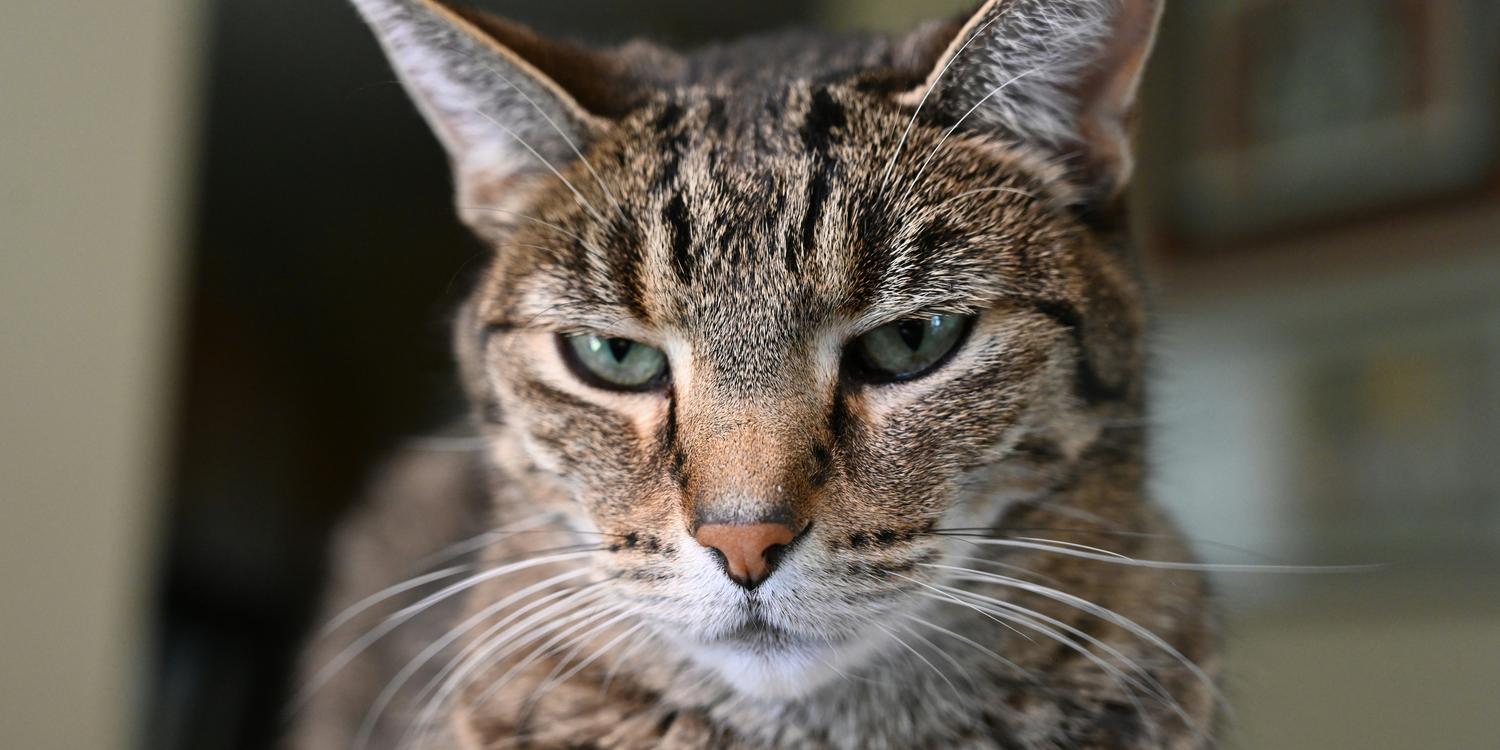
xmin=612 ymin=86 xmax=863 ymax=357
xmin=501 ymin=83 xmax=1069 ymax=365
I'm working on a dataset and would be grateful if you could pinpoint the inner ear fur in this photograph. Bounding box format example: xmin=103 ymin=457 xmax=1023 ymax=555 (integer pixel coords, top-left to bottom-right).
xmin=901 ymin=0 xmax=1165 ymax=202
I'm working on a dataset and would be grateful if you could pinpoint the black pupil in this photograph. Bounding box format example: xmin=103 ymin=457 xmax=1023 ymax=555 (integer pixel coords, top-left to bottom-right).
xmin=895 ymin=319 xmax=928 ymax=351
xmin=606 ymin=338 xmax=633 ymax=363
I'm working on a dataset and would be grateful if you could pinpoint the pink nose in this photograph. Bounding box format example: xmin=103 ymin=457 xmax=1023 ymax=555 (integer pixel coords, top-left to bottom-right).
xmin=694 ymin=523 xmax=799 ymax=589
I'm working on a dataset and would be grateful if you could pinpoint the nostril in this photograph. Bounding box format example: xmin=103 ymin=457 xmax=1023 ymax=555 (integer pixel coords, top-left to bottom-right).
xmin=762 ymin=541 xmax=790 ymax=573
xmin=704 ymin=545 xmax=729 ymax=571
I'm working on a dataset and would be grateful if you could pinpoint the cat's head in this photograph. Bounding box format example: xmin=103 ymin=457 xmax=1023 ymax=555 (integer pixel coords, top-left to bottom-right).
xmin=354 ymin=0 xmax=1160 ymax=698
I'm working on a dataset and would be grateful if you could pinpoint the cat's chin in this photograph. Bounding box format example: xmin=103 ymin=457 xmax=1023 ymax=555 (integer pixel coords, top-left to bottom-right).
xmin=687 ymin=626 xmax=878 ymax=701
xmin=690 ymin=641 xmax=842 ymax=700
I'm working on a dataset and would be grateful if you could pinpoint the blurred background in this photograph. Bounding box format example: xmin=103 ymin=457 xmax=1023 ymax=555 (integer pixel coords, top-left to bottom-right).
xmin=2 ymin=1 xmax=1497 ymax=748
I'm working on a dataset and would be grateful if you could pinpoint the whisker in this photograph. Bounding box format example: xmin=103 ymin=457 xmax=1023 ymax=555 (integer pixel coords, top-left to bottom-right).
xmin=404 ymin=584 xmax=604 ymax=718
xmin=318 ymin=516 xmax=577 ymax=641
xmin=924 ymin=588 xmax=1173 ymax=743
xmin=599 ymin=624 xmax=653 ymax=696
xmin=943 ymin=552 xmax=1066 ymax=587
xmin=934 ymin=538 xmax=1383 ymax=574
xmin=409 ymin=512 xmax=571 ymax=573
xmin=479 ymin=63 xmax=626 ymax=220
xmin=317 ymin=564 xmax=471 ymax=639
xmin=895 ymin=64 xmax=1052 ymax=207
xmin=466 ymin=105 xmax=607 ymax=224
xmin=465 ymin=601 xmax=630 ymax=709
xmin=889 ymin=570 xmax=1031 ymax=642
xmin=933 ymin=526 xmax=1317 ymax=564
xmin=924 ymin=564 xmax=1223 ymax=708
xmin=352 ymin=568 xmax=593 ymax=749
xmin=899 ymin=621 xmax=979 ymax=691
xmin=870 ymin=621 xmax=960 ymax=700
xmin=401 ymin=585 xmax=613 ymax=750
xmin=898 ymin=611 xmax=1036 ymax=684
xmin=519 ymin=619 xmax=645 ymax=719
xmin=879 ymin=10 xmax=1009 ymax=191
xmin=293 ymin=548 xmax=603 ymax=711
xmin=930 ymin=584 xmax=1193 ymax=742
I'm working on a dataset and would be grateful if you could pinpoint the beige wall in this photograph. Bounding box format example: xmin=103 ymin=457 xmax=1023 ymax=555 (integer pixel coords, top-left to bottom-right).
xmin=0 ymin=1 xmax=202 ymax=748
xmin=1227 ymin=605 xmax=1500 ymax=749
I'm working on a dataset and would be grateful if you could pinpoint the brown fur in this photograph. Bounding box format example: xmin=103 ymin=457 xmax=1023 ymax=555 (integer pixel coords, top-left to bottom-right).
xmin=292 ymin=1 xmax=1220 ymax=748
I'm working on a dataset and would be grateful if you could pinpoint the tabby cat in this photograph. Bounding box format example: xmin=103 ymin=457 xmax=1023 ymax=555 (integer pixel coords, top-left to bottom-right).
xmin=290 ymin=1 xmax=1221 ymax=747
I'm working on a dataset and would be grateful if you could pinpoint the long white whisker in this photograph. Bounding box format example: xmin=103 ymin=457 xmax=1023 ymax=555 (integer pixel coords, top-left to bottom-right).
xmin=400 ymin=585 xmax=612 ymax=750
xmin=1014 ymin=536 xmax=1135 ymax=560
xmin=467 ymin=106 xmax=606 ymax=224
xmin=468 ymin=601 xmax=630 ymax=709
xmin=935 ymin=585 xmax=1178 ymax=701
xmin=931 ymin=585 xmax=1191 ymax=742
xmin=405 ymin=584 xmax=602 ymax=716
xmin=522 ymin=619 xmax=645 ymax=715
xmin=353 ymin=568 xmax=593 ymax=749
xmin=320 ymin=516 xmax=571 ymax=641
xmin=899 ymin=621 xmax=978 ymax=691
xmin=890 ymin=570 xmax=1031 ymax=642
xmin=924 ymin=564 xmax=1223 ymax=707
xmin=317 ymin=564 xmax=470 ymax=639
xmin=896 ymin=65 xmax=1049 ymax=208
xmin=899 ymin=611 xmax=1035 ymax=683
xmin=412 ymin=512 xmax=566 ymax=570
xmin=943 ymin=552 xmax=1066 ymax=587
xmin=870 ymin=621 xmax=960 ymax=699
xmin=949 ymin=538 xmax=1381 ymax=574
xmin=923 ymin=588 xmax=1169 ymax=743
xmin=599 ymin=625 xmax=653 ymax=696
xmin=293 ymin=548 xmax=600 ymax=710
xmin=880 ymin=11 xmax=1009 ymax=190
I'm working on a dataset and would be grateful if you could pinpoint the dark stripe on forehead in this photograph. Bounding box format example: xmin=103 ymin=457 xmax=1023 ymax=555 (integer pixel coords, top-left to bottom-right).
xmin=792 ymin=169 xmax=829 ymax=275
xmin=788 ymin=87 xmax=846 ymax=276
xmin=704 ymin=95 xmax=727 ymax=135
xmin=839 ymin=201 xmax=896 ymax=315
xmin=800 ymin=87 xmax=847 ymax=154
xmin=653 ymin=101 xmax=686 ymax=191
xmin=665 ymin=192 xmax=694 ymax=285
xmin=604 ymin=207 xmax=648 ymax=321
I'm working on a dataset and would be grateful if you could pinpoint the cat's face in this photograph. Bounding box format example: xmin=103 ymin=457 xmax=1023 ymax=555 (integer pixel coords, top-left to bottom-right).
xmin=355 ymin=0 xmax=1158 ymax=699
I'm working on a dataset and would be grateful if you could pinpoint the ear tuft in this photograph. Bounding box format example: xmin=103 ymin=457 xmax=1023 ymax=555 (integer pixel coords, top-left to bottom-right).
xmin=910 ymin=0 xmax=1163 ymax=199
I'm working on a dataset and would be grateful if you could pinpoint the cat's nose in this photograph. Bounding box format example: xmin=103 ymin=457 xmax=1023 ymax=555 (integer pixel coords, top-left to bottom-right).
xmin=694 ymin=522 xmax=801 ymax=589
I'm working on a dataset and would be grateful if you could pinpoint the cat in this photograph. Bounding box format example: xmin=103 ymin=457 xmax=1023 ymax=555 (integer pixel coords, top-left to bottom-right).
xmin=289 ymin=1 xmax=1221 ymax=748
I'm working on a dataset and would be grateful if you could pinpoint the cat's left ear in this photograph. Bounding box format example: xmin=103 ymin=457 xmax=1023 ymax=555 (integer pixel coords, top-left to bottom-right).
xmin=905 ymin=0 xmax=1163 ymax=202
xmin=350 ymin=0 xmax=651 ymax=214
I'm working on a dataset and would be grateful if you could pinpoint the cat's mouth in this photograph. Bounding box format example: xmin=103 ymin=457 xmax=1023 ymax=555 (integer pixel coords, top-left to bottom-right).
xmin=721 ymin=614 xmax=799 ymax=648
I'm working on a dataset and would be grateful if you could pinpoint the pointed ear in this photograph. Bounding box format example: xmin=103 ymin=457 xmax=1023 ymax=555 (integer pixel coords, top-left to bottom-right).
xmin=907 ymin=0 xmax=1163 ymax=201
xmin=350 ymin=0 xmax=641 ymax=208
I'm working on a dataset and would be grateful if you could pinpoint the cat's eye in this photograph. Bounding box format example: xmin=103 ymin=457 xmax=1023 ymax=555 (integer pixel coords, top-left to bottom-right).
xmin=847 ymin=314 xmax=972 ymax=383
xmin=559 ymin=333 xmax=669 ymax=391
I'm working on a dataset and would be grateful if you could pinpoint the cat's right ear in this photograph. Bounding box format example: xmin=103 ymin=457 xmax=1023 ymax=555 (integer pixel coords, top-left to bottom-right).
xmin=350 ymin=0 xmax=635 ymax=213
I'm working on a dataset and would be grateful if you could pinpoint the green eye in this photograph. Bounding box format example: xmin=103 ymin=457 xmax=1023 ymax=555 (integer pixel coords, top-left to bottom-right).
xmin=849 ymin=314 xmax=971 ymax=382
xmin=559 ymin=333 xmax=669 ymax=391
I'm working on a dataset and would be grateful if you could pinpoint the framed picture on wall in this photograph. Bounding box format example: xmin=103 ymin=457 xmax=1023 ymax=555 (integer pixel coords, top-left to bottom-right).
xmin=1149 ymin=0 xmax=1500 ymax=254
